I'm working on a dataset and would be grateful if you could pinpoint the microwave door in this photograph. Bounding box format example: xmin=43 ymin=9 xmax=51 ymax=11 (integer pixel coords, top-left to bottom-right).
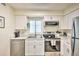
xmin=45 ymin=21 xmax=59 ymax=26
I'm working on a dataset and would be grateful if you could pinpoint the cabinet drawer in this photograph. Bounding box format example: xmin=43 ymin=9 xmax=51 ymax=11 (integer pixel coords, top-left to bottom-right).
xmin=45 ymin=52 xmax=60 ymax=56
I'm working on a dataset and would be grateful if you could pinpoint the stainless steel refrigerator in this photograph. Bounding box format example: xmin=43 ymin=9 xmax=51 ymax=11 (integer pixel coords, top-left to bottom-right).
xmin=72 ymin=16 xmax=79 ymax=56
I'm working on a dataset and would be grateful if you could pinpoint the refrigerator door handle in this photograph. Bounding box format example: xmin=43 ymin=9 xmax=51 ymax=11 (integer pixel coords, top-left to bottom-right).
xmin=72 ymin=20 xmax=76 ymax=56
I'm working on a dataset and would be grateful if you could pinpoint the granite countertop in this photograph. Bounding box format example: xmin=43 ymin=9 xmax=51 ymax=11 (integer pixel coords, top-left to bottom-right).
xmin=11 ymin=36 xmax=44 ymax=40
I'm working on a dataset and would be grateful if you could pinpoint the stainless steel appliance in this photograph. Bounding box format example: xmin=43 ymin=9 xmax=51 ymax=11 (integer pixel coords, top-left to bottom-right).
xmin=72 ymin=16 xmax=79 ymax=56
xmin=43 ymin=32 xmax=60 ymax=52
xmin=10 ymin=39 xmax=25 ymax=56
xmin=45 ymin=21 xmax=59 ymax=26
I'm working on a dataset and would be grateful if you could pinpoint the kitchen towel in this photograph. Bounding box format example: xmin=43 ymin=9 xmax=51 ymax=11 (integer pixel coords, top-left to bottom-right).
xmin=51 ymin=40 xmax=56 ymax=46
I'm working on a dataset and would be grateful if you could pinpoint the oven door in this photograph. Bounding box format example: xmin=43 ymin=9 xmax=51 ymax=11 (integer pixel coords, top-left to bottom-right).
xmin=45 ymin=40 xmax=60 ymax=52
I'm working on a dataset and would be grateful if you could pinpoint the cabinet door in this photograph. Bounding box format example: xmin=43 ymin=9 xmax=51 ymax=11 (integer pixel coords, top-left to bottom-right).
xmin=61 ymin=39 xmax=64 ymax=55
xmin=44 ymin=16 xmax=60 ymax=21
xmin=63 ymin=43 xmax=71 ymax=56
xmin=61 ymin=38 xmax=71 ymax=56
xmin=64 ymin=15 xmax=72 ymax=29
xmin=27 ymin=40 xmax=36 ymax=56
xmin=59 ymin=16 xmax=67 ymax=29
xmin=60 ymin=15 xmax=72 ymax=29
xmin=10 ymin=40 xmax=25 ymax=56
xmin=35 ymin=40 xmax=44 ymax=56
xmin=15 ymin=16 xmax=27 ymax=29
xmin=25 ymin=39 xmax=44 ymax=56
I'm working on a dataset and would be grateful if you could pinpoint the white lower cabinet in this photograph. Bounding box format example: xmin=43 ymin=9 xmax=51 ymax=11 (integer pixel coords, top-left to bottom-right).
xmin=63 ymin=43 xmax=71 ymax=56
xmin=61 ymin=37 xmax=71 ymax=56
xmin=35 ymin=41 xmax=44 ymax=56
xmin=25 ymin=39 xmax=44 ymax=56
xmin=25 ymin=40 xmax=35 ymax=56
xmin=28 ymin=40 xmax=35 ymax=55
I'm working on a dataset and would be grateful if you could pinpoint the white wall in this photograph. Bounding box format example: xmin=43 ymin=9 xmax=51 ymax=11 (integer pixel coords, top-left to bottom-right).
xmin=0 ymin=4 xmax=15 ymax=56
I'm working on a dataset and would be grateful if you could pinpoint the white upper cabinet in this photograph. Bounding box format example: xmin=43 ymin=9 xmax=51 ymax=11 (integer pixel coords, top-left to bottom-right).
xmin=44 ymin=16 xmax=59 ymax=21
xmin=15 ymin=16 xmax=27 ymax=29
xmin=59 ymin=15 xmax=72 ymax=29
xmin=65 ymin=15 xmax=73 ymax=29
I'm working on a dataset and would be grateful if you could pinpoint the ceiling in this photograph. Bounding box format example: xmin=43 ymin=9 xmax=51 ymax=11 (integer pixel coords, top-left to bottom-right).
xmin=8 ymin=3 xmax=73 ymax=11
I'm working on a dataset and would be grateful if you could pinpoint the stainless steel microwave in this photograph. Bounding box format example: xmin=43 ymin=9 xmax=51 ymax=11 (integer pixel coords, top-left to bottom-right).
xmin=45 ymin=21 xmax=59 ymax=26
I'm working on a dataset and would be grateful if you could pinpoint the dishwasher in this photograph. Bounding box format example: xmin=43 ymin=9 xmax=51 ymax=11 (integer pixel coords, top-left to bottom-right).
xmin=10 ymin=39 xmax=25 ymax=56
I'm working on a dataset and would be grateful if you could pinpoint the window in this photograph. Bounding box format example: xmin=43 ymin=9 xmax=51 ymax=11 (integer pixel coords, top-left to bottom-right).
xmin=36 ymin=21 xmax=42 ymax=33
xmin=30 ymin=21 xmax=35 ymax=33
xmin=29 ymin=20 xmax=42 ymax=34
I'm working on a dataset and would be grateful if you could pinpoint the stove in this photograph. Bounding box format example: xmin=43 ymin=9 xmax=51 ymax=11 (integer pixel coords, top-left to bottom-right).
xmin=43 ymin=32 xmax=55 ymax=39
xmin=43 ymin=32 xmax=60 ymax=52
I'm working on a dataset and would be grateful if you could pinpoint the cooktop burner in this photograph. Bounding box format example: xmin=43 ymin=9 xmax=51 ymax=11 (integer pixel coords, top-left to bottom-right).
xmin=43 ymin=33 xmax=55 ymax=39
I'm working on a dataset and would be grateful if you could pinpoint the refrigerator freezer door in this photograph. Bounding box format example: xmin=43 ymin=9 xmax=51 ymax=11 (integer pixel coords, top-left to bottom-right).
xmin=75 ymin=19 xmax=79 ymax=38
